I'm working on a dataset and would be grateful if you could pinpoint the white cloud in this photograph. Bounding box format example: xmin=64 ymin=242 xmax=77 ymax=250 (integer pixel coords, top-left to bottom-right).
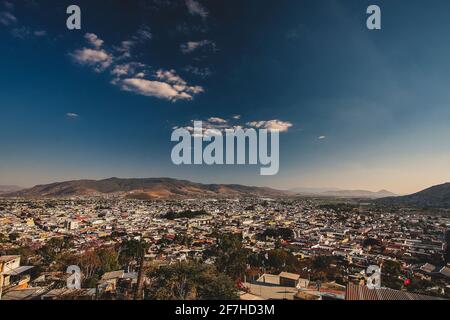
xmin=85 ymin=33 xmax=104 ymax=49
xmin=232 ymin=115 xmax=241 ymax=120
xmin=154 ymin=69 xmax=204 ymax=96
xmin=71 ymin=48 xmax=113 ymax=72
xmin=71 ymin=30 xmax=203 ymax=102
xmin=111 ymin=62 xmax=146 ymax=77
xmin=115 ymin=40 xmax=135 ymax=59
xmin=66 ymin=113 xmax=79 ymax=118
xmin=119 ymin=78 xmax=195 ymax=101
xmin=111 ymin=64 xmax=131 ymax=77
xmin=318 ymin=135 xmax=326 ymax=140
xmin=0 ymin=11 xmax=16 ymax=26
xmin=156 ymin=69 xmax=187 ymax=85
xmin=247 ymin=120 xmax=293 ymax=132
xmin=185 ymin=0 xmax=208 ymax=19
xmin=177 ymin=116 xmax=292 ymax=138
xmin=208 ymin=117 xmax=227 ymax=124
xmin=180 ymin=40 xmax=216 ymax=54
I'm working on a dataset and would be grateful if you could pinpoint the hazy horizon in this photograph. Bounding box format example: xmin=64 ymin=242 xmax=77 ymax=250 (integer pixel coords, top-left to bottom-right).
xmin=2 ymin=1 xmax=450 ymax=195
xmin=3 ymin=173 xmax=447 ymax=196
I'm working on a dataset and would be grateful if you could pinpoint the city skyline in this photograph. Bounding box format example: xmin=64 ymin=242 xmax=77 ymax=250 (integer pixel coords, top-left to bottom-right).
xmin=2 ymin=0 xmax=450 ymax=194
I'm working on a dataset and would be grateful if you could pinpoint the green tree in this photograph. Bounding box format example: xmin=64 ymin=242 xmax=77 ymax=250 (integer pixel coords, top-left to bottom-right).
xmin=39 ymin=236 xmax=74 ymax=264
xmin=148 ymin=261 xmax=238 ymax=300
xmin=214 ymin=233 xmax=248 ymax=280
xmin=119 ymin=239 xmax=146 ymax=271
xmin=266 ymin=249 xmax=300 ymax=273
xmin=382 ymin=260 xmax=403 ymax=290
xmin=97 ymin=247 xmax=120 ymax=274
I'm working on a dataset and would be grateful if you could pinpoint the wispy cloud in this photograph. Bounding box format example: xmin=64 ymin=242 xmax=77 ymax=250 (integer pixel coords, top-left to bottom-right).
xmin=318 ymin=135 xmax=326 ymax=140
xmin=247 ymin=120 xmax=293 ymax=132
xmin=184 ymin=65 xmax=212 ymax=78
xmin=1 ymin=4 xmax=47 ymax=38
xmin=180 ymin=40 xmax=216 ymax=54
xmin=120 ymin=78 xmax=193 ymax=101
xmin=66 ymin=113 xmax=79 ymax=119
xmin=116 ymin=69 xmax=203 ymax=101
xmin=208 ymin=117 xmax=227 ymax=124
xmin=71 ymin=47 xmax=113 ymax=72
xmin=3 ymin=1 xmax=13 ymax=10
xmin=111 ymin=62 xmax=146 ymax=77
xmin=177 ymin=116 xmax=293 ymax=137
xmin=114 ymin=25 xmax=152 ymax=60
xmin=11 ymin=26 xmax=47 ymax=39
xmin=33 ymin=30 xmax=46 ymax=37
xmin=0 ymin=10 xmax=16 ymax=26
xmin=185 ymin=0 xmax=208 ymax=19
xmin=85 ymin=33 xmax=104 ymax=49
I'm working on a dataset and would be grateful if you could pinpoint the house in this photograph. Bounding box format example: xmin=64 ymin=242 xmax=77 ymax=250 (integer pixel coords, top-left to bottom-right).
xmin=420 ymin=263 xmax=436 ymax=273
xmin=243 ymin=272 xmax=311 ymax=300
xmin=438 ymin=266 xmax=450 ymax=278
xmin=0 ymin=255 xmax=34 ymax=298
xmin=256 ymin=272 xmax=309 ymax=289
xmin=279 ymin=272 xmax=308 ymax=288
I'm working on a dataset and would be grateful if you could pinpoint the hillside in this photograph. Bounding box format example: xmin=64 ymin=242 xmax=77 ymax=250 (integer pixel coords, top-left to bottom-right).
xmin=377 ymin=182 xmax=450 ymax=208
xmin=5 ymin=177 xmax=289 ymax=199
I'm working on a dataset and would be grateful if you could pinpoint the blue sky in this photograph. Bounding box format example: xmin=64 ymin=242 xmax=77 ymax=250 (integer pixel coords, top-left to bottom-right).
xmin=2 ymin=0 xmax=450 ymax=194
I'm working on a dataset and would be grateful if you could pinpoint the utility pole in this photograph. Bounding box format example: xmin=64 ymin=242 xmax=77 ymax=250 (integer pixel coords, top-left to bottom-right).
xmin=134 ymin=253 xmax=145 ymax=300
xmin=0 ymin=261 xmax=4 ymax=300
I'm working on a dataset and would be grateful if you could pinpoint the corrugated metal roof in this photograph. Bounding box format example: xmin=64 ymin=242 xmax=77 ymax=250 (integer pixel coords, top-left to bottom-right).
xmin=2 ymin=265 xmax=34 ymax=276
xmin=346 ymin=283 xmax=445 ymax=300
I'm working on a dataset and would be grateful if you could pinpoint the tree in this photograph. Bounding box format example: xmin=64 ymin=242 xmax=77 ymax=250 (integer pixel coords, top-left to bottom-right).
xmin=266 ymin=249 xmax=300 ymax=273
xmin=312 ymin=256 xmax=334 ymax=270
xmin=147 ymin=261 xmax=238 ymax=300
xmin=76 ymin=250 xmax=101 ymax=279
xmin=119 ymin=239 xmax=146 ymax=272
xmin=97 ymin=247 xmax=120 ymax=274
xmin=382 ymin=260 xmax=403 ymax=290
xmin=0 ymin=233 xmax=8 ymax=243
xmin=39 ymin=236 xmax=74 ymax=264
xmin=8 ymin=232 xmax=20 ymax=242
xmin=214 ymin=233 xmax=248 ymax=280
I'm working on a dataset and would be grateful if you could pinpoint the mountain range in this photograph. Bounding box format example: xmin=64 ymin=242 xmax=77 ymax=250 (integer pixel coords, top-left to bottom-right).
xmin=5 ymin=178 xmax=450 ymax=208
xmin=4 ymin=177 xmax=289 ymax=199
xmin=289 ymin=187 xmax=396 ymax=199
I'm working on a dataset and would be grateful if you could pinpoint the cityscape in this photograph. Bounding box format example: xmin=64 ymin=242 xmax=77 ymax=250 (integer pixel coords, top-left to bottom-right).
xmin=1 ymin=0 xmax=450 ymax=305
xmin=0 ymin=178 xmax=449 ymax=300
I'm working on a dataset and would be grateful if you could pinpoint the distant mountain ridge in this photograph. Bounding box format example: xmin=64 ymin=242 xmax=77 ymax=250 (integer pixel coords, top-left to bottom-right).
xmin=320 ymin=189 xmax=397 ymax=198
xmin=0 ymin=185 xmax=23 ymax=194
xmin=377 ymin=182 xmax=450 ymax=208
xmin=290 ymin=187 xmax=396 ymax=199
xmin=4 ymin=177 xmax=290 ymax=199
